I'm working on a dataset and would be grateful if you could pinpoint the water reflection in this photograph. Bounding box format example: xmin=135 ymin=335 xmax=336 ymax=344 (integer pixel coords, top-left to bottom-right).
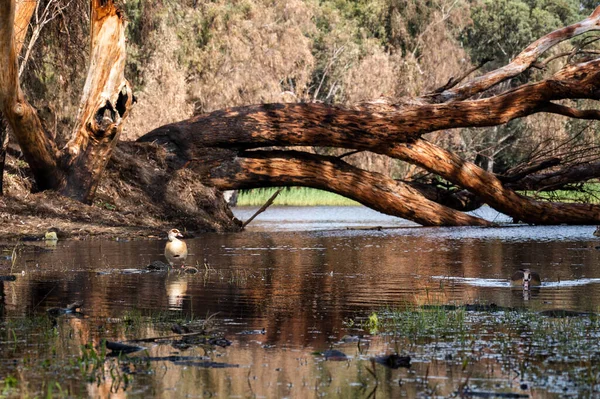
xmin=1 ymin=206 xmax=600 ymax=397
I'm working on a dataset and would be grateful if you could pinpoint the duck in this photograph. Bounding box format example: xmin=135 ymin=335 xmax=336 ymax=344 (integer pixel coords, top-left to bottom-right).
xmin=164 ymin=229 xmax=188 ymax=267
xmin=510 ymin=268 xmax=541 ymax=289
xmin=44 ymin=227 xmax=60 ymax=241
xmin=594 ymin=226 xmax=600 ymax=237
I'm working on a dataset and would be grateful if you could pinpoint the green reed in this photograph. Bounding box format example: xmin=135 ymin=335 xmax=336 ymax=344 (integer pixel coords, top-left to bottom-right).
xmin=236 ymin=187 xmax=359 ymax=206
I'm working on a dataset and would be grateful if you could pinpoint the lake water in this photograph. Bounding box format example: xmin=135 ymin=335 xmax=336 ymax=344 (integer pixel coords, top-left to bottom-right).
xmin=1 ymin=206 xmax=600 ymax=398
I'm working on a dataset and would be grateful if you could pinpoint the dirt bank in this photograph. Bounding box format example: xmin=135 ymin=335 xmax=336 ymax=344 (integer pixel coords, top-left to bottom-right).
xmin=0 ymin=141 xmax=242 ymax=241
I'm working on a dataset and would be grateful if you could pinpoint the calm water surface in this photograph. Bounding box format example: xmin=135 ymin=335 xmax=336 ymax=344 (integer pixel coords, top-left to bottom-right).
xmin=1 ymin=206 xmax=600 ymax=398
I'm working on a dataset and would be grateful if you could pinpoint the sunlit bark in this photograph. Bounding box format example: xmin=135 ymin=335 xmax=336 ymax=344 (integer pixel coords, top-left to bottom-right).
xmin=59 ymin=1 xmax=133 ymax=202
xmin=201 ymin=150 xmax=492 ymax=226
xmin=0 ymin=0 xmax=132 ymax=202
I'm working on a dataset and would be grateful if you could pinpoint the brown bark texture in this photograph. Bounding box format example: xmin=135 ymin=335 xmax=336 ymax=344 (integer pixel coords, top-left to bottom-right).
xmin=0 ymin=0 xmax=132 ymax=203
xmin=139 ymin=6 xmax=600 ymax=226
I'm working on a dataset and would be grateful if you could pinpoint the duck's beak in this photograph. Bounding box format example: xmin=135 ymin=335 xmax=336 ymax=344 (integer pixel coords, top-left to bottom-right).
xmin=177 ymin=232 xmax=184 ymax=238
xmin=523 ymin=273 xmax=531 ymax=289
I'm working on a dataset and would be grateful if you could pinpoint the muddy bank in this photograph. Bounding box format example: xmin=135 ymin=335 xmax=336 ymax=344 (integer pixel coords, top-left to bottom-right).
xmin=0 ymin=141 xmax=242 ymax=240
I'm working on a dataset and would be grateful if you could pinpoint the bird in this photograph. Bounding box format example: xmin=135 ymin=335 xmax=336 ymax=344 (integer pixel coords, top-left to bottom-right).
xmin=594 ymin=226 xmax=600 ymax=237
xmin=510 ymin=268 xmax=541 ymax=289
xmin=164 ymin=229 xmax=188 ymax=267
xmin=44 ymin=227 xmax=60 ymax=241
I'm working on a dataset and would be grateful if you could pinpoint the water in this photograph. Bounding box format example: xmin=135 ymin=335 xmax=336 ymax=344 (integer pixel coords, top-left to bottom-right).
xmin=1 ymin=206 xmax=600 ymax=398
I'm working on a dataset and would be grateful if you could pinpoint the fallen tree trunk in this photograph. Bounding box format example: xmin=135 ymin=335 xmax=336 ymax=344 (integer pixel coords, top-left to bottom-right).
xmin=137 ymin=7 xmax=600 ymax=226
xmin=200 ymin=150 xmax=492 ymax=226
xmin=389 ymin=140 xmax=600 ymax=224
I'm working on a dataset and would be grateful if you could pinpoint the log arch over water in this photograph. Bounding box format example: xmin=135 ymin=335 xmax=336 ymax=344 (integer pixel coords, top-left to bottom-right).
xmin=139 ymin=6 xmax=600 ymax=226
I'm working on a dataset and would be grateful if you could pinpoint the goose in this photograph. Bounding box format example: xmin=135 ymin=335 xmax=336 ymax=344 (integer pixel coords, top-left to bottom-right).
xmin=594 ymin=226 xmax=600 ymax=237
xmin=510 ymin=268 xmax=541 ymax=289
xmin=164 ymin=229 xmax=188 ymax=267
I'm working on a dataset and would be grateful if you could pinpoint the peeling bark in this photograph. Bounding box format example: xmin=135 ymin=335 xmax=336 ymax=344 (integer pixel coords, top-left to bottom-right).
xmin=60 ymin=1 xmax=133 ymax=202
xmin=0 ymin=0 xmax=132 ymax=203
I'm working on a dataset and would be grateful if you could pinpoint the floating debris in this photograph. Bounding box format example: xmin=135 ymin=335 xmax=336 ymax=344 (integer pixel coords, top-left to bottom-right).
xmin=208 ymin=337 xmax=232 ymax=347
xmin=47 ymin=301 xmax=83 ymax=317
xmin=339 ymin=335 xmax=361 ymax=343
xmin=104 ymin=340 xmax=145 ymax=355
xmin=237 ymin=328 xmax=266 ymax=335
xmin=537 ymin=309 xmax=592 ymax=317
xmin=458 ymin=388 xmax=528 ymax=398
xmin=374 ymin=354 xmax=411 ymax=369
xmin=146 ymin=261 xmax=169 ymax=271
xmin=171 ymin=323 xmax=191 ymax=334
xmin=321 ymin=349 xmax=348 ymax=361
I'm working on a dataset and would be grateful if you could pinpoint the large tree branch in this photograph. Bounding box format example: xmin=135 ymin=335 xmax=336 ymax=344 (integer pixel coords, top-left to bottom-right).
xmin=506 ymin=161 xmax=600 ymax=192
xmin=426 ymin=6 xmax=600 ymax=103
xmin=142 ymin=58 xmax=600 ymax=154
xmin=389 ymin=139 xmax=600 ymax=224
xmin=199 ymin=150 xmax=492 ymax=227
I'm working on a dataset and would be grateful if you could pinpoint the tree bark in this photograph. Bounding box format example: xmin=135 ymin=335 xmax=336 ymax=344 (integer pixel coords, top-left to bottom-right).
xmin=389 ymin=140 xmax=600 ymax=224
xmin=424 ymin=6 xmax=600 ymax=103
xmin=59 ymin=1 xmax=133 ymax=203
xmin=0 ymin=0 xmax=133 ymax=203
xmin=140 ymin=45 xmax=600 ymax=225
xmin=0 ymin=0 xmax=60 ymax=190
xmin=200 ymin=150 xmax=492 ymax=226
xmin=142 ymin=58 xmax=600 ymax=154
xmin=0 ymin=117 xmax=7 ymax=195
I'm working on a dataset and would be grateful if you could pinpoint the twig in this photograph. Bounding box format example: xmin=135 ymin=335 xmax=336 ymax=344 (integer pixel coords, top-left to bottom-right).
xmin=126 ymin=331 xmax=207 ymax=343
xmin=430 ymin=58 xmax=492 ymax=94
xmin=241 ymin=188 xmax=283 ymax=229
xmin=337 ymin=150 xmax=362 ymax=159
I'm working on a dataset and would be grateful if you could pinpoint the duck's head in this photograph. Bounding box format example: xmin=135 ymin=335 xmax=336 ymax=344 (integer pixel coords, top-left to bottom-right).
xmin=167 ymin=229 xmax=184 ymax=241
xmin=511 ymin=268 xmax=541 ymax=289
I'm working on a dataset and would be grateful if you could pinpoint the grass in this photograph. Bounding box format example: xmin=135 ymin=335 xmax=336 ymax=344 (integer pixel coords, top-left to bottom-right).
xmin=236 ymin=187 xmax=359 ymax=206
xmin=236 ymin=183 xmax=600 ymax=207
xmin=521 ymin=182 xmax=600 ymax=204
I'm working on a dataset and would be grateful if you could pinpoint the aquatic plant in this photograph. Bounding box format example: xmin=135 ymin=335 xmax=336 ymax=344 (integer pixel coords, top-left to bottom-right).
xmin=237 ymin=187 xmax=359 ymax=206
xmin=360 ymin=305 xmax=600 ymax=396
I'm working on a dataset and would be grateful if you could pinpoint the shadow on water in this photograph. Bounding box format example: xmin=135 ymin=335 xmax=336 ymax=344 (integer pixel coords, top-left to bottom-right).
xmin=1 ymin=206 xmax=600 ymax=397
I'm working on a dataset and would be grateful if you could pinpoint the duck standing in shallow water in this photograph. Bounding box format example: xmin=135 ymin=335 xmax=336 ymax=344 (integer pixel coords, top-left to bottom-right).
xmin=510 ymin=268 xmax=541 ymax=289
xmin=165 ymin=229 xmax=188 ymax=267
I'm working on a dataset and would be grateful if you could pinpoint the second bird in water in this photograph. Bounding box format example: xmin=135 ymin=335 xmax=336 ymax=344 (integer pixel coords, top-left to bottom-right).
xmin=510 ymin=268 xmax=541 ymax=289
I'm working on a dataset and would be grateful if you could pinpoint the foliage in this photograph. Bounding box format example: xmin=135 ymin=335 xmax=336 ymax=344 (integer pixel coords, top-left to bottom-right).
xmin=462 ymin=0 xmax=584 ymax=66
